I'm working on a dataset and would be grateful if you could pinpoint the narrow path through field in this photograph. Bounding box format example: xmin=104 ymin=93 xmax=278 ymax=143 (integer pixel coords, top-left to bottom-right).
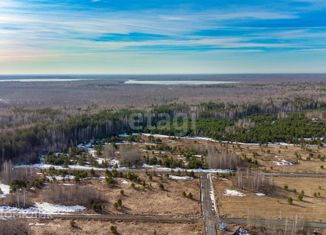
xmin=201 ymin=173 xmax=219 ymax=235
xmin=0 ymin=213 xmax=200 ymax=223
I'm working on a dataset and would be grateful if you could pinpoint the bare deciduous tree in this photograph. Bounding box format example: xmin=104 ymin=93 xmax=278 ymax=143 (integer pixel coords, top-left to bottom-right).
xmin=206 ymin=146 xmax=241 ymax=169
xmin=0 ymin=160 xmax=37 ymax=184
xmin=119 ymin=145 xmax=140 ymax=165
xmin=43 ymin=184 xmax=104 ymax=208
xmin=102 ymin=144 xmax=116 ymax=160
xmin=5 ymin=189 xmax=32 ymax=208
xmin=234 ymin=169 xmax=274 ymax=194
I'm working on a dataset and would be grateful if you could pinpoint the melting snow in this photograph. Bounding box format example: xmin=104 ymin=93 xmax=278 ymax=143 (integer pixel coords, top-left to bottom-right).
xmin=96 ymin=158 xmax=107 ymax=164
xmin=109 ymin=159 xmax=120 ymax=167
xmin=16 ymin=163 xmax=130 ymax=172
xmin=34 ymin=202 xmax=85 ymax=214
xmin=169 ymin=175 xmax=193 ymax=180
xmin=0 ymin=203 xmax=85 ymax=214
xmin=46 ymin=175 xmax=75 ymax=181
xmin=273 ymin=160 xmax=293 ymax=166
xmin=224 ymin=189 xmax=246 ymax=197
xmin=142 ymin=164 xmax=233 ymax=174
xmin=142 ymin=133 xmax=171 ymax=138
xmin=29 ymin=223 xmax=46 ymax=226
xmin=0 ymin=183 xmax=10 ymax=198
xmin=255 ymin=193 xmax=266 ymax=197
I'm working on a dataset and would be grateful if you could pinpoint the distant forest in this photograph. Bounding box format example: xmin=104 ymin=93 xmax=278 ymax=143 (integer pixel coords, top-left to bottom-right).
xmin=1 ymin=96 xmax=326 ymax=164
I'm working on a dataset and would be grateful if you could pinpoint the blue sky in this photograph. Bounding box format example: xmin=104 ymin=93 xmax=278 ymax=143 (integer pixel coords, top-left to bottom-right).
xmin=0 ymin=0 xmax=326 ymax=74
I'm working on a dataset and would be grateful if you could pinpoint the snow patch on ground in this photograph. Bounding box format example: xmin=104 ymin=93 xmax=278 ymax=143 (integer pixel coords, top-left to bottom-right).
xmin=0 ymin=183 xmax=10 ymax=198
xmin=142 ymin=164 xmax=233 ymax=174
xmin=169 ymin=175 xmax=193 ymax=180
xmin=142 ymin=133 xmax=171 ymax=139
xmin=96 ymin=158 xmax=106 ymax=164
xmin=0 ymin=203 xmax=86 ymax=215
xmin=29 ymin=223 xmax=46 ymax=226
xmin=77 ymin=143 xmax=96 ymax=157
xmin=142 ymin=133 xmax=323 ymax=148
xmin=109 ymin=159 xmax=120 ymax=167
xmin=121 ymin=180 xmax=129 ymax=184
xmin=119 ymin=133 xmax=141 ymax=137
xmin=224 ymin=189 xmax=246 ymax=197
xmin=16 ymin=163 xmax=129 ymax=172
xmin=255 ymin=193 xmax=266 ymax=197
xmin=34 ymin=202 xmax=85 ymax=214
xmin=273 ymin=160 xmax=293 ymax=166
xmin=46 ymin=175 xmax=75 ymax=181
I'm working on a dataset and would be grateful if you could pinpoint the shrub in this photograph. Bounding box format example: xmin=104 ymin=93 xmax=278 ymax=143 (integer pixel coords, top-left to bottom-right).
xmin=117 ymin=199 xmax=122 ymax=207
xmin=10 ymin=180 xmax=27 ymax=192
xmin=70 ymin=219 xmax=77 ymax=228
xmin=106 ymin=176 xmax=117 ymax=187
xmin=110 ymin=225 xmax=117 ymax=234
xmin=288 ymin=197 xmax=293 ymax=205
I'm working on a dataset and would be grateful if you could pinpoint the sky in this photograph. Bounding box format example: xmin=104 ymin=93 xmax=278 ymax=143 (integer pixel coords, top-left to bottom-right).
xmin=0 ymin=0 xmax=326 ymax=74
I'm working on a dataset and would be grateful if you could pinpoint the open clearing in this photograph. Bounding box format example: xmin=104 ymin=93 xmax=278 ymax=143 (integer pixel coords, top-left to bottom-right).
xmin=90 ymin=173 xmax=201 ymax=215
xmin=215 ymin=176 xmax=326 ymax=222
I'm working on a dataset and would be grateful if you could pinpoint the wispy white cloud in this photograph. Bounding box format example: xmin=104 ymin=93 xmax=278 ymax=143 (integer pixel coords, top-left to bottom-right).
xmin=0 ymin=0 xmax=325 ymax=73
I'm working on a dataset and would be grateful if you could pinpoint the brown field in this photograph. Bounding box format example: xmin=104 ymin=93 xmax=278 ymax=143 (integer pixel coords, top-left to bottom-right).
xmin=91 ymin=174 xmax=201 ymax=215
xmin=29 ymin=219 xmax=204 ymax=235
xmin=215 ymin=176 xmax=326 ymax=222
xmin=27 ymin=172 xmax=201 ymax=216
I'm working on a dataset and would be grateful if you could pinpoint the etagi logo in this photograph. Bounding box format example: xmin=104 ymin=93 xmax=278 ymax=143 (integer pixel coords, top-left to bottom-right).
xmin=127 ymin=112 xmax=197 ymax=135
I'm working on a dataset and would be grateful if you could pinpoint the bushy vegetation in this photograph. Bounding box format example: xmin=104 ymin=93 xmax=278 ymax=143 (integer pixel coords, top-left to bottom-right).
xmin=43 ymin=184 xmax=105 ymax=212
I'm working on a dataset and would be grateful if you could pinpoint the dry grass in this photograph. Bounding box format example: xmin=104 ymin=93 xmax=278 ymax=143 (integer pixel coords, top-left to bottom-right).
xmin=30 ymin=219 xmax=204 ymax=235
xmin=90 ymin=173 xmax=201 ymax=215
xmin=215 ymin=176 xmax=326 ymax=222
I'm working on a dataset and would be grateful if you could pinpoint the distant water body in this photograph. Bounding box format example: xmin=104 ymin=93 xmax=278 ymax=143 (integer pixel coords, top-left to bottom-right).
xmin=1 ymin=74 xmax=325 ymax=83
xmin=0 ymin=78 xmax=87 ymax=82
xmin=0 ymin=78 xmax=238 ymax=85
xmin=0 ymin=75 xmax=239 ymax=85
xmin=124 ymin=80 xmax=238 ymax=85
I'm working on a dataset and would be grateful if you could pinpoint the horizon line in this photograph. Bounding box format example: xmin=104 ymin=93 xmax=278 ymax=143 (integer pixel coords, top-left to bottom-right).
xmin=1 ymin=73 xmax=326 ymax=76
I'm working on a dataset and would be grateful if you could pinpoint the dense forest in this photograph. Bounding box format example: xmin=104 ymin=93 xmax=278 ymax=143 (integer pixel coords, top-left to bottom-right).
xmin=1 ymin=96 xmax=326 ymax=164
